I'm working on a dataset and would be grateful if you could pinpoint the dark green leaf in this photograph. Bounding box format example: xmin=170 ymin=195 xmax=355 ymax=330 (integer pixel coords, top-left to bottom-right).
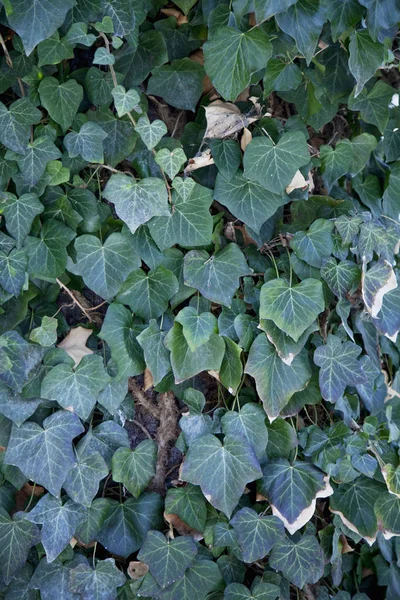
xmin=269 ymin=533 xmax=324 ymax=588
xmin=111 ymin=440 xmax=157 ymax=498
xmin=0 ymin=509 xmax=40 ymax=584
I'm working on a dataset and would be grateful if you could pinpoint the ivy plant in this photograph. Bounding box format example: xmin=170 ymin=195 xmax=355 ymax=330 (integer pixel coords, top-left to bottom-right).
xmin=0 ymin=1 xmax=399 ymax=599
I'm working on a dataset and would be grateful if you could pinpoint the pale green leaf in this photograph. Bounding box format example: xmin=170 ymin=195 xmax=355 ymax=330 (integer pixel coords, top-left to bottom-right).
xmin=203 ymin=26 xmax=272 ymax=101
xmin=69 ymin=558 xmax=126 ymax=600
xmin=0 ymin=509 xmax=40 ymax=584
xmin=29 ymin=316 xmax=58 ymax=347
xmin=183 ymin=244 xmax=252 ymax=308
xmin=137 ymin=320 xmax=171 ymax=386
xmin=63 ymin=451 xmax=109 ymax=508
xmin=175 ymin=306 xmax=218 ymax=352
xmin=214 ymin=171 xmax=288 ymax=234
xmin=313 ymin=334 xmax=367 ymax=402
xmin=135 ymin=116 xmax=167 ymax=150
xmin=269 ymin=533 xmax=324 ymax=588
xmin=165 ymin=322 xmax=225 ymax=383
xmin=181 ymin=433 xmax=262 ymax=517
xmin=104 ymin=174 xmax=170 ymax=234
xmin=243 ymin=132 xmax=310 ymax=194
xmin=4 ymin=410 xmax=84 ymax=497
xmin=111 ymin=440 xmax=157 ymax=498
xmin=257 ymin=459 xmax=333 ymax=533
xmin=25 ymin=493 xmax=87 ymax=562
xmin=245 ymin=333 xmax=311 ymax=420
xmin=260 ymin=278 xmax=324 ymax=342
xmin=64 ymin=122 xmax=108 ymax=163
xmin=155 ymin=148 xmax=187 ymax=179
xmin=39 ymin=77 xmax=84 ymax=132
xmin=112 ymin=85 xmax=141 ymax=117
xmin=138 ymin=530 xmax=198 ymax=588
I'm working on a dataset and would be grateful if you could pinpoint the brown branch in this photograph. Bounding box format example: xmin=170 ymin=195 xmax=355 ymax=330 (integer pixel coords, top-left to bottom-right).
xmin=128 ymin=378 xmax=160 ymax=419
xmin=149 ymin=391 xmax=179 ymax=495
xmin=0 ymin=33 xmax=13 ymax=69
xmin=56 ymin=278 xmax=93 ymax=322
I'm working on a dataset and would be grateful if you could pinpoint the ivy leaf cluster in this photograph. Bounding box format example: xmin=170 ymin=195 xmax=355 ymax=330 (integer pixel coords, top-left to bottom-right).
xmin=0 ymin=1 xmax=399 ymax=599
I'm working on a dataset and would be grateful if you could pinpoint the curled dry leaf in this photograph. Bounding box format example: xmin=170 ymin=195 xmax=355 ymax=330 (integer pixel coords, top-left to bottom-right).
xmin=241 ymin=127 xmax=252 ymax=151
xmin=143 ymin=367 xmax=154 ymax=391
xmin=164 ymin=511 xmax=203 ymax=541
xmin=57 ymin=326 xmax=93 ymax=367
xmin=190 ymin=49 xmax=213 ymax=95
xmin=204 ymin=100 xmax=260 ymax=139
xmin=128 ymin=561 xmax=149 ymax=580
xmin=285 ymin=170 xmax=309 ymax=194
xmin=185 ymin=149 xmax=215 ymax=173
xmin=161 ymin=8 xmax=188 ymax=25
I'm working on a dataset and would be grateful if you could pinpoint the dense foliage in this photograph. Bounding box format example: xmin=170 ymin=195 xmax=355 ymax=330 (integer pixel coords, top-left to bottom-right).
xmin=0 ymin=0 xmax=399 ymax=598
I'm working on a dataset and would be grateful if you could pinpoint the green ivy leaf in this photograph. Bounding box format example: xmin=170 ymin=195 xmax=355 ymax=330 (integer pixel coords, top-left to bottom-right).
xmin=0 ymin=98 xmax=41 ymax=154
xmin=321 ymin=257 xmax=361 ymax=298
xmin=260 ymin=278 xmax=324 ymax=342
xmin=147 ymin=58 xmax=205 ymax=112
xmin=111 ymin=440 xmax=158 ymax=498
xmin=96 ymin=494 xmax=164 ymax=558
xmin=230 ymin=507 xmax=283 ymax=563
xmin=112 ymin=85 xmax=141 ymax=117
xmin=183 ymin=244 xmax=252 ymax=308
xmin=0 ymin=381 xmax=41 ymax=426
xmin=374 ymin=493 xmax=400 ymax=538
xmin=259 ymin=319 xmax=317 ymax=366
xmin=30 ymin=555 xmax=87 ymax=600
xmin=348 ymin=30 xmax=385 ymax=97
xmin=69 ymin=233 xmax=141 ymax=302
xmin=65 ymin=23 xmax=97 ymax=47
xmin=148 ymin=182 xmax=213 ymax=251
xmin=224 ymin=582 xmax=280 ymax=600
xmin=258 ymin=459 xmax=333 ymax=533
xmin=275 ymin=0 xmax=327 ymax=64
xmin=0 ymin=248 xmax=27 ymax=295
xmin=0 ymin=509 xmax=40 ymax=584
xmin=39 ymin=77 xmax=84 ymax=132
xmin=99 ymin=303 xmax=145 ymax=379
xmin=146 ymin=560 xmax=223 ymax=600
xmin=181 ymin=433 xmax=262 ymax=517
xmin=290 ymin=219 xmax=334 ymax=267
xmin=4 ymin=0 xmax=75 ymax=55
xmin=221 ymin=403 xmax=268 ymax=460
xmin=203 ymin=26 xmax=272 ymax=101
xmin=245 ymin=333 xmax=311 ymax=420
xmin=4 ymin=410 xmax=84 ymax=497
xmin=209 ymin=140 xmax=241 ymax=181
xmin=313 ymin=335 xmax=367 ymax=402
xmin=93 ymin=47 xmax=115 ymax=65
xmin=164 ymin=484 xmax=207 ymax=533
xmin=0 ymin=330 xmax=44 ymax=392
xmin=25 ymin=493 xmax=87 ymax=562
xmin=348 ymin=80 xmax=394 ymax=133
xmin=69 ymin=558 xmax=126 ymax=600
xmin=63 ymin=451 xmax=109 ymax=508
xmin=37 ymin=33 xmax=74 ymax=67
xmin=138 ymin=530 xmax=198 ymax=588
xmin=10 ymin=135 xmax=61 ymax=188
xmin=135 ymin=116 xmax=167 ymax=150
xmin=327 ymin=0 xmax=364 ymax=41
xmin=41 ymin=354 xmax=110 ymax=421
xmin=104 ymin=174 xmax=170 ymax=234
xmin=0 ymin=192 xmax=44 ymax=248
xmin=25 ymin=218 xmax=76 ymax=280
xmin=155 ymin=148 xmax=187 ymax=179
xmin=269 ymin=533 xmax=325 ymax=588
xmin=220 ymin=337 xmax=243 ymax=394
xmin=319 ymin=142 xmax=353 ymax=187
xmin=330 ymin=476 xmax=385 ymax=543
xmin=175 ymin=306 xmax=218 ymax=352
xmin=165 ymin=322 xmax=225 ymax=383
xmin=77 ymin=421 xmax=130 ymax=469
xmin=362 ymin=259 xmax=397 ymax=318
xmin=116 ymin=265 xmax=179 ymax=321
xmin=64 ymin=122 xmax=108 ymax=163
xmin=29 ymin=315 xmax=58 ymax=347
xmin=214 ymin=171 xmax=288 ymax=234
xmin=137 ymin=320 xmax=171 ymax=386
xmin=358 ymin=0 xmax=400 ymax=41
xmin=244 ymin=132 xmax=310 ymax=194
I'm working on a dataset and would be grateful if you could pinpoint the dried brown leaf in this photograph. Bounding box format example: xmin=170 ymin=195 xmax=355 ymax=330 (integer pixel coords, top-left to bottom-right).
xmin=57 ymin=326 xmax=93 ymax=366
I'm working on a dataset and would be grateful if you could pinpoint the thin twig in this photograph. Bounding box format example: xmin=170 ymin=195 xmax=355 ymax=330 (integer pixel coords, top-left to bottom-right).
xmin=99 ymin=32 xmax=118 ymax=88
xmin=132 ymin=419 xmax=152 ymax=440
xmin=56 ymin=278 xmax=93 ymax=322
xmin=128 ymin=379 xmax=160 ymax=419
xmin=0 ymin=33 xmax=13 ymax=69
